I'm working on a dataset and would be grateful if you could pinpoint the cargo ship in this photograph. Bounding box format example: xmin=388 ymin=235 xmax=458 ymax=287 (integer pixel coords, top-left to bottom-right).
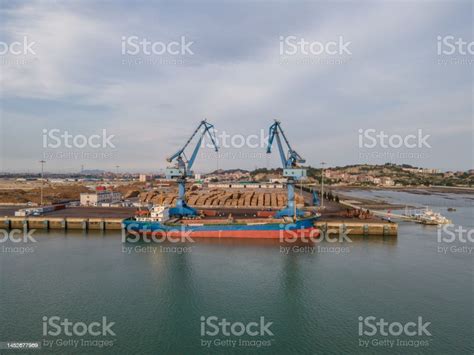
xmin=123 ymin=205 xmax=320 ymax=239
xmin=125 ymin=119 xmax=320 ymax=240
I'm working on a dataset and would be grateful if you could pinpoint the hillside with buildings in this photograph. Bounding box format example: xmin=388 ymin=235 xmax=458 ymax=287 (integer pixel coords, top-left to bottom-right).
xmin=230 ymin=163 xmax=474 ymax=187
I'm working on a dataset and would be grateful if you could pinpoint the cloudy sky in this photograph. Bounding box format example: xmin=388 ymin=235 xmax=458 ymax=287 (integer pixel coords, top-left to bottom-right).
xmin=0 ymin=0 xmax=472 ymax=173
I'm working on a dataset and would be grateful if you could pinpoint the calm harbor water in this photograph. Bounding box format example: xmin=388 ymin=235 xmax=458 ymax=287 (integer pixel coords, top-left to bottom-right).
xmin=0 ymin=191 xmax=472 ymax=354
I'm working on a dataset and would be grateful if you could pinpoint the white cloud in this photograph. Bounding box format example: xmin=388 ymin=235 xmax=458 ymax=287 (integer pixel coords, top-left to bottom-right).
xmin=0 ymin=1 xmax=472 ymax=172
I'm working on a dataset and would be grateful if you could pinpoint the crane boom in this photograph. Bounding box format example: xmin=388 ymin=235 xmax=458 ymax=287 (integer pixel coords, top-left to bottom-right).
xmin=165 ymin=119 xmax=219 ymax=217
xmin=167 ymin=120 xmax=218 ymax=171
xmin=267 ymin=120 xmax=305 ymax=168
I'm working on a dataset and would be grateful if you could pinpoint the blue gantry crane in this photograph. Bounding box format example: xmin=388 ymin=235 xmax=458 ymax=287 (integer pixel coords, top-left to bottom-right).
xmin=165 ymin=120 xmax=219 ymax=217
xmin=266 ymin=120 xmax=307 ymax=218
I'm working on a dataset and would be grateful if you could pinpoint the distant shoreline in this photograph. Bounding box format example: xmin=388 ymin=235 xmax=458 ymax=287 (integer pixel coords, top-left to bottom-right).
xmin=332 ymin=185 xmax=474 ymax=195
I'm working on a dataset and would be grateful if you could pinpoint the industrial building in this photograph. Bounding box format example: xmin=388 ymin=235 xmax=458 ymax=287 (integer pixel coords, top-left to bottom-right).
xmin=139 ymin=174 xmax=151 ymax=182
xmin=80 ymin=191 xmax=122 ymax=206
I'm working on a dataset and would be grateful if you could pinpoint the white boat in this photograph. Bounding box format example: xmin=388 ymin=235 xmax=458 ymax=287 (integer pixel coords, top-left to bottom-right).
xmin=414 ymin=207 xmax=451 ymax=225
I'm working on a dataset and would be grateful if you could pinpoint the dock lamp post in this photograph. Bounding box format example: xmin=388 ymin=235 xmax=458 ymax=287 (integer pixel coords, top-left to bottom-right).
xmin=39 ymin=160 xmax=46 ymax=206
xmin=320 ymin=161 xmax=326 ymax=209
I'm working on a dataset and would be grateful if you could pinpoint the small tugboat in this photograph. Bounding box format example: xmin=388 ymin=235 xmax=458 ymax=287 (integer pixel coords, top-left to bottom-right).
xmin=414 ymin=207 xmax=451 ymax=225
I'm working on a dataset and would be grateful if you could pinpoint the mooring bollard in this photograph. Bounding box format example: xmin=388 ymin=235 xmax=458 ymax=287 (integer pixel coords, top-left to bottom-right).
xmin=363 ymin=224 xmax=369 ymax=236
xmin=3 ymin=219 xmax=11 ymax=229
xmin=322 ymin=223 xmax=328 ymax=234
xmin=340 ymin=223 xmax=347 ymax=235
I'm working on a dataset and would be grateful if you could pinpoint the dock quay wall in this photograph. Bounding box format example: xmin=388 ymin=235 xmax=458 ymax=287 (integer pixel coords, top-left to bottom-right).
xmin=0 ymin=217 xmax=397 ymax=236
xmin=0 ymin=217 xmax=124 ymax=231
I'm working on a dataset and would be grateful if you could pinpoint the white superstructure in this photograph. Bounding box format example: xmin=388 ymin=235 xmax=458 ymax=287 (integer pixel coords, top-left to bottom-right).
xmin=135 ymin=205 xmax=170 ymax=222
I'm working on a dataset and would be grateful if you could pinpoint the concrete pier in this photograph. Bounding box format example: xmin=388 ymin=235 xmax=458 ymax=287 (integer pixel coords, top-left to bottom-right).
xmin=315 ymin=221 xmax=397 ymax=236
xmin=0 ymin=217 xmax=124 ymax=231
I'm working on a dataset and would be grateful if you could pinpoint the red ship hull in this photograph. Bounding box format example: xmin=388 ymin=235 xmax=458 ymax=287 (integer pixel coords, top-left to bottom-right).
xmin=134 ymin=227 xmax=320 ymax=239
